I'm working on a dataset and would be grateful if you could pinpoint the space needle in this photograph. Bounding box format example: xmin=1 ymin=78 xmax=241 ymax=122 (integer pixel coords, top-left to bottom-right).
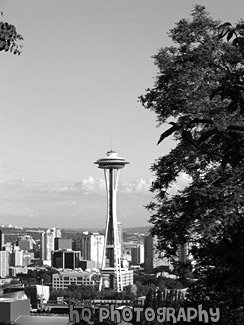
xmin=95 ymin=150 xmax=129 ymax=292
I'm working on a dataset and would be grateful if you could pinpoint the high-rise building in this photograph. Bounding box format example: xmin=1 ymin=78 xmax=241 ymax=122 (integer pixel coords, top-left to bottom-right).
xmin=52 ymin=250 xmax=81 ymax=269
xmin=2 ymin=242 xmax=12 ymax=253
xmin=79 ymin=232 xmax=104 ymax=269
xmin=10 ymin=249 xmax=23 ymax=267
xmin=79 ymin=260 xmax=95 ymax=271
xmin=40 ymin=228 xmax=61 ymax=263
xmin=131 ymin=244 xmax=144 ymax=265
xmin=17 ymin=235 xmax=34 ymax=251
xmin=0 ymin=230 xmax=4 ymax=250
xmin=144 ymin=234 xmax=173 ymax=273
xmin=95 ymin=150 xmax=130 ymax=291
xmin=0 ymin=251 xmax=9 ymax=278
xmin=54 ymin=238 xmax=75 ymax=251
xmin=55 ymin=229 xmax=62 ymax=238
xmin=177 ymin=243 xmax=188 ymax=263
xmin=117 ymin=222 xmax=123 ymax=251
xmin=22 ymin=252 xmax=34 ymax=266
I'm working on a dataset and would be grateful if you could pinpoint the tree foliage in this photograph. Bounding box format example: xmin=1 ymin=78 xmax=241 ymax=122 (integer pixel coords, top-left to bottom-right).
xmin=0 ymin=21 xmax=23 ymax=54
xmin=19 ymin=269 xmax=58 ymax=285
xmin=140 ymin=5 xmax=244 ymax=324
xmin=49 ymin=284 xmax=134 ymax=303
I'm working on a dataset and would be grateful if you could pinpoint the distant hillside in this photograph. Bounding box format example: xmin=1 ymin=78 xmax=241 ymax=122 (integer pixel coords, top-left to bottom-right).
xmin=1 ymin=227 xmax=44 ymax=243
xmin=1 ymin=225 xmax=151 ymax=244
xmin=124 ymin=226 xmax=151 ymax=234
xmin=63 ymin=226 xmax=151 ymax=235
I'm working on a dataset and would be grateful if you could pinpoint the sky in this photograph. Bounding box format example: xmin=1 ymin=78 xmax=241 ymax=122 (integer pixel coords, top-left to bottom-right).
xmin=0 ymin=0 xmax=243 ymax=229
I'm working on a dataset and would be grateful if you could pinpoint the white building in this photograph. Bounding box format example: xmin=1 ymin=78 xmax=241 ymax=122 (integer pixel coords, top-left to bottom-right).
xmin=0 ymin=230 xmax=4 ymax=250
xmin=131 ymin=244 xmax=144 ymax=265
xmin=101 ymin=268 xmax=134 ymax=289
xmin=52 ymin=270 xmax=96 ymax=290
xmin=120 ymin=269 xmax=134 ymax=287
xmin=0 ymin=251 xmax=9 ymax=278
xmin=17 ymin=235 xmax=35 ymax=251
xmin=80 ymin=232 xmax=104 ymax=269
xmin=117 ymin=221 xmax=123 ymax=251
xmin=41 ymin=228 xmax=61 ymax=264
xmin=9 ymin=266 xmax=28 ymax=277
xmin=3 ymin=242 xmax=12 ymax=253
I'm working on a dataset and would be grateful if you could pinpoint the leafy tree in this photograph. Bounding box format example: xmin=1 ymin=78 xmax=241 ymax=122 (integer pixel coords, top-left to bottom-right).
xmin=218 ymin=21 xmax=244 ymax=60
xmin=139 ymin=5 xmax=244 ymax=324
xmin=0 ymin=21 xmax=23 ymax=54
xmin=19 ymin=269 xmax=58 ymax=285
xmin=134 ymin=280 xmax=154 ymax=297
xmin=156 ymin=289 xmax=163 ymax=308
xmin=144 ymin=288 xmax=153 ymax=309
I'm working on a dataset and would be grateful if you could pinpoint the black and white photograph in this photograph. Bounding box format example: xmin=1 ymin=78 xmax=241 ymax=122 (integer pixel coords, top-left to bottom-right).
xmin=0 ymin=1 xmax=244 ymax=324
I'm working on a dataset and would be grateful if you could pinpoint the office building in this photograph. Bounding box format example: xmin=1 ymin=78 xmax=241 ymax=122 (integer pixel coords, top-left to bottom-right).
xmin=54 ymin=238 xmax=75 ymax=251
xmin=117 ymin=221 xmax=123 ymax=251
xmin=177 ymin=243 xmax=189 ymax=263
xmin=52 ymin=250 xmax=81 ymax=269
xmin=2 ymin=242 xmax=12 ymax=253
xmin=22 ymin=252 xmax=34 ymax=266
xmin=79 ymin=232 xmax=104 ymax=269
xmin=131 ymin=244 xmax=144 ymax=265
xmin=144 ymin=234 xmax=173 ymax=273
xmin=0 ymin=251 xmax=9 ymax=278
xmin=79 ymin=260 xmax=95 ymax=271
xmin=55 ymin=228 xmax=62 ymax=238
xmin=0 ymin=298 xmax=30 ymax=323
xmin=40 ymin=228 xmax=61 ymax=263
xmin=0 ymin=230 xmax=4 ymax=250
xmin=101 ymin=268 xmax=134 ymax=289
xmin=16 ymin=235 xmax=34 ymax=251
xmin=9 ymin=266 xmax=28 ymax=277
xmin=10 ymin=250 xmax=23 ymax=267
xmin=52 ymin=270 xmax=96 ymax=290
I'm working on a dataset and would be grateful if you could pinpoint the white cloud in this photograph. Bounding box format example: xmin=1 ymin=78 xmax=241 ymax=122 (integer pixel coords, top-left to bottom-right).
xmin=0 ymin=173 xmax=192 ymax=229
xmin=0 ymin=174 xmax=190 ymax=199
xmin=0 ymin=178 xmax=26 ymax=185
xmin=119 ymin=179 xmax=152 ymax=194
xmin=72 ymin=177 xmax=106 ymax=194
xmin=38 ymin=177 xmax=153 ymax=196
xmin=38 ymin=177 xmax=105 ymax=194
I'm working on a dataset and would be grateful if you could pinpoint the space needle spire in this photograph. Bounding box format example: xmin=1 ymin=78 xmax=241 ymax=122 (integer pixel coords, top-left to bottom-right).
xmin=95 ymin=150 xmax=129 ymax=292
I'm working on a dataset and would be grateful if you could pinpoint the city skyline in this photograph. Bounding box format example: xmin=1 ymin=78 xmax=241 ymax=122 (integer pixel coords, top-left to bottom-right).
xmin=0 ymin=1 xmax=243 ymax=228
